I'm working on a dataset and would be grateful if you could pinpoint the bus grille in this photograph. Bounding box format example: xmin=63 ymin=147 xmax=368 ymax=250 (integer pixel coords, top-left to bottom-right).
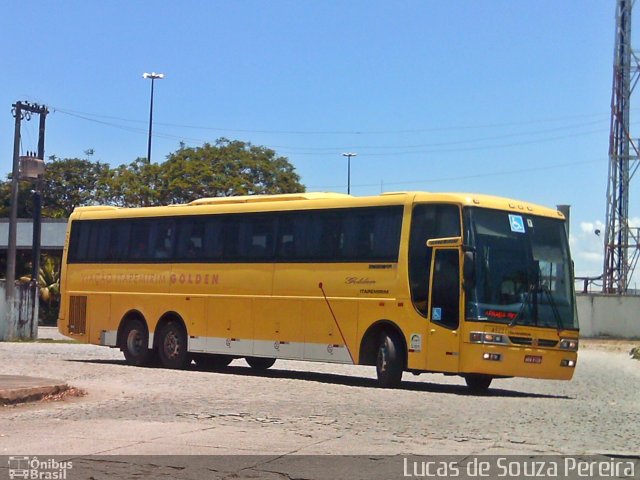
xmin=69 ymin=296 xmax=87 ymax=334
xmin=509 ymin=336 xmax=559 ymax=348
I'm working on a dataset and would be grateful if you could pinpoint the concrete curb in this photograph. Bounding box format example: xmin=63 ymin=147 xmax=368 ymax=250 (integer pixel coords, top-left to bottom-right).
xmin=0 ymin=375 xmax=69 ymax=405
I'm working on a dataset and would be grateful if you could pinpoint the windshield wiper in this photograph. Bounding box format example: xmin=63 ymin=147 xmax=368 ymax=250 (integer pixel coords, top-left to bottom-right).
xmin=509 ymin=281 xmax=537 ymax=327
xmin=539 ymin=284 xmax=563 ymax=333
xmin=510 ymin=278 xmax=563 ymax=331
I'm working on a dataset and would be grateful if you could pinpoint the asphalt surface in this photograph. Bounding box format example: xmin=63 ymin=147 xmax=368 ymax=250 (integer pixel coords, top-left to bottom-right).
xmin=0 ymin=328 xmax=69 ymax=405
xmin=0 ymin=330 xmax=637 ymax=460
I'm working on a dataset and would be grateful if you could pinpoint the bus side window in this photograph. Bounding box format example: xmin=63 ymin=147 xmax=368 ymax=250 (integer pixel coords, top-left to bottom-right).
xmin=221 ymin=217 xmax=240 ymax=259
xmin=316 ymin=212 xmax=341 ymax=260
xmin=152 ymin=221 xmax=175 ymax=259
xmin=107 ymin=222 xmax=130 ymax=261
xmin=245 ymin=216 xmax=275 ymax=260
xmin=176 ymin=219 xmax=205 ymax=260
xmin=277 ymin=216 xmax=296 ymax=258
xmin=277 ymin=212 xmax=325 ymax=261
xmin=370 ymin=208 xmax=403 ymax=260
xmin=342 ymin=212 xmax=368 ymax=259
xmin=69 ymin=222 xmax=89 ymax=262
xmin=219 ymin=214 xmax=275 ymax=261
xmin=203 ymin=217 xmax=224 ymax=260
xmin=129 ymin=223 xmax=151 ymax=260
xmin=91 ymin=222 xmax=111 ymax=261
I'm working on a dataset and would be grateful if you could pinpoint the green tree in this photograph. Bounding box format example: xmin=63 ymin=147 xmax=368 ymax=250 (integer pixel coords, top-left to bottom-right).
xmin=40 ymin=157 xmax=112 ymax=217
xmin=0 ymin=179 xmax=36 ymax=217
xmin=107 ymin=158 xmax=165 ymax=207
xmin=161 ymin=138 xmax=304 ymax=204
xmin=0 ymin=139 xmax=304 ymax=214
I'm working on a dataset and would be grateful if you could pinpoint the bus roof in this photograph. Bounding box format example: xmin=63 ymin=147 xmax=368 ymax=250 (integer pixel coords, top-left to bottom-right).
xmin=187 ymin=192 xmax=351 ymax=206
xmin=413 ymin=192 xmax=565 ymax=219
xmin=70 ymin=191 xmax=565 ymax=220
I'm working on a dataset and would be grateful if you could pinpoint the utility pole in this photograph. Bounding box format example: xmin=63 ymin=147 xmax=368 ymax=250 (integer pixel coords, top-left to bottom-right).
xmin=6 ymin=101 xmax=48 ymax=302
xmin=7 ymin=104 xmax=22 ymax=303
xmin=32 ymin=110 xmax=47 ymax=283
xmin=603 ymin=0 xmax=640 ymax=294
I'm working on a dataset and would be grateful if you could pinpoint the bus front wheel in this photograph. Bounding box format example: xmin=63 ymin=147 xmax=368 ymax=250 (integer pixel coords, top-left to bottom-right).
xmin=464 ymin=374 xmax=493 ymax=392
xmin=245 ymin=356 xmax=276 ymax=370
xmin=157 ymin=321 xmax=190 ymax=370
xmin=121 ymin=319 xmax=152 ymax=366
xmin=376 ymin=332 xmax=403 ymax=388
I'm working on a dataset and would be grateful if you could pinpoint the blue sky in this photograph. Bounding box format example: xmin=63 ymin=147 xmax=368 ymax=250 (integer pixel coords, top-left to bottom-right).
xmin=1 ymin=1 xmax=637 ymax=287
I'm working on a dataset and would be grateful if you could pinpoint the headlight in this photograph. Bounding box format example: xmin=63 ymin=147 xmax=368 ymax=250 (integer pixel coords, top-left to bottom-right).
xmin=559 ymin=339 xmax=579 ymax=351
xmin=470 ymin=332 xmax=508 ymax=345
xmin=470 ymin=332 xmax=483 ymax=343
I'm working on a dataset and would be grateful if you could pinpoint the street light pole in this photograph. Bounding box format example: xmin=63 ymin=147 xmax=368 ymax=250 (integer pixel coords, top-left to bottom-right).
xmin=143 ymin=72 xmax=164 ymax=163
xmin=342 ymin=152 xmax=357 ymax=195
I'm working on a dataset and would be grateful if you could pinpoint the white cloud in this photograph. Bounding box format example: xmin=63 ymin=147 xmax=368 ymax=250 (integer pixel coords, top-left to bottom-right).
xmin=571 ymin=217 xmax=639 ymax=288
xmin=579 ymin=222 xmax=594 ymax=233
xmin=571 ymin=219 xmax=606 ymax=278
xmin=576 ymin=251 xmax=603 ymax=263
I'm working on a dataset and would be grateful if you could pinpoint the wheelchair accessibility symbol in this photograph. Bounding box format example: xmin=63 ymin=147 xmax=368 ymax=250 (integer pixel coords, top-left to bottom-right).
xmin=508 ymin=214 xmax=526 ymax=233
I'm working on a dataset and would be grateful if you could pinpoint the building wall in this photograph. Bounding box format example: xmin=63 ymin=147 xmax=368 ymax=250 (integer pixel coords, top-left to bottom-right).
xmin=577 ymin=294 xmax=640 ymax=338
xmin=0 ymin=281 xmax=39 ymax=341
xmin=0 ymin=218 xmax=67 ymax=250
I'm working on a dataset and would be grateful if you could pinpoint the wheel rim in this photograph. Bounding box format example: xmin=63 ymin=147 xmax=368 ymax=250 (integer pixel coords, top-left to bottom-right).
xmin=126 ymin=329 xmax=143 ymax=355
xmin=163 ymin=330 xmax=181 ymax=360
xmin=377 ymin=340 xmax=388 ymax=373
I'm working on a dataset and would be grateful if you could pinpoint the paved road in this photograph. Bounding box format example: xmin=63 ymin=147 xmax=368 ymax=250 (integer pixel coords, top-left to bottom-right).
xmin=0 ymin=339 xmax=637 ymax=457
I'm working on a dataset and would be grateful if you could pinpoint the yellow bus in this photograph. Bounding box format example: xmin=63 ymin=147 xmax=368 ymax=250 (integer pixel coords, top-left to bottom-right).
xmin=58 ymin=191 xmax=579 ymax=391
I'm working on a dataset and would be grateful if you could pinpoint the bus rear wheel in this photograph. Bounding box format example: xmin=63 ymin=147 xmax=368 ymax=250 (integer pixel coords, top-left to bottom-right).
xmin=464 ymin=374 xmax=493 ymax=392
xmin=157 ymin=321 xmax=190 ymax=370
xmin=376 ymin=332 xmax=403 ymax=388
xmin=121 ymin=319 xmax=152 ymax=366
xmin=194 ymin=354 xmax=233 ymax=370
xmin=245 ymin=356 xmax=276 ymax=370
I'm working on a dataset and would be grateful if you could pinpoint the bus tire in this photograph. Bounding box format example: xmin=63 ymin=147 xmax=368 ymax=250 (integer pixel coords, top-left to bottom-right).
xmin=464 ymin=374 xmax=492 ymax=392
xmin=121 ymin=318 xmax=152 ymax=366
xmin=157 ymin=321 xmax=190 ymax=370
xmin=194 ymin=354 xmax=233 ymax=370
xmin=376 ymin=332 xmax=403 ymax=388
xmin=245 ymin=356 xmax=276 ymax=370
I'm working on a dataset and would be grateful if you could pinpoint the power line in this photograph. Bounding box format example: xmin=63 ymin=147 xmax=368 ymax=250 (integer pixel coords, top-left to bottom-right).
xmin=49 ymin=107 xmax=610 ymax=179
xmin=52 ymin=104 xmax=612 ymax=136
xmin=266 ymin=118 xmax=608 ymax=152
xmin=53 ymin=107 xmax=613 ymax=156
xmin=52 ymin=109 xmax=210 ymax=144
xmin=307 ymin=159 xmax=602 ymax=190
xmin=284 ymin=128 xmax=610 ymax=157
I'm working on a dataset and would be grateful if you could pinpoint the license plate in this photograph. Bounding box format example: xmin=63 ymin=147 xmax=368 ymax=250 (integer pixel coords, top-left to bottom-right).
xmin=524 ymin=355 xmax=542 ymax=364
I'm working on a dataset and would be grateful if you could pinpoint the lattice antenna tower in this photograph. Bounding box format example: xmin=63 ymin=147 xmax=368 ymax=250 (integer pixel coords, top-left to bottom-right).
xmin=603 ymin=0 xmax=640 ymax=294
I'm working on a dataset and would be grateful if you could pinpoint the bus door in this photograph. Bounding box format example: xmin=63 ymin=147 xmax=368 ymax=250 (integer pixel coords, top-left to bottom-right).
xmin=426 ymin=248 xmax=461 ymax=373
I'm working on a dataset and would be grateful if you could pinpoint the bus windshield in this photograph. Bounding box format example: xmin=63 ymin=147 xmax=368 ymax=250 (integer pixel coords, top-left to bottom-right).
xmin=465 ymin=208 xmax=578 ymax=330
